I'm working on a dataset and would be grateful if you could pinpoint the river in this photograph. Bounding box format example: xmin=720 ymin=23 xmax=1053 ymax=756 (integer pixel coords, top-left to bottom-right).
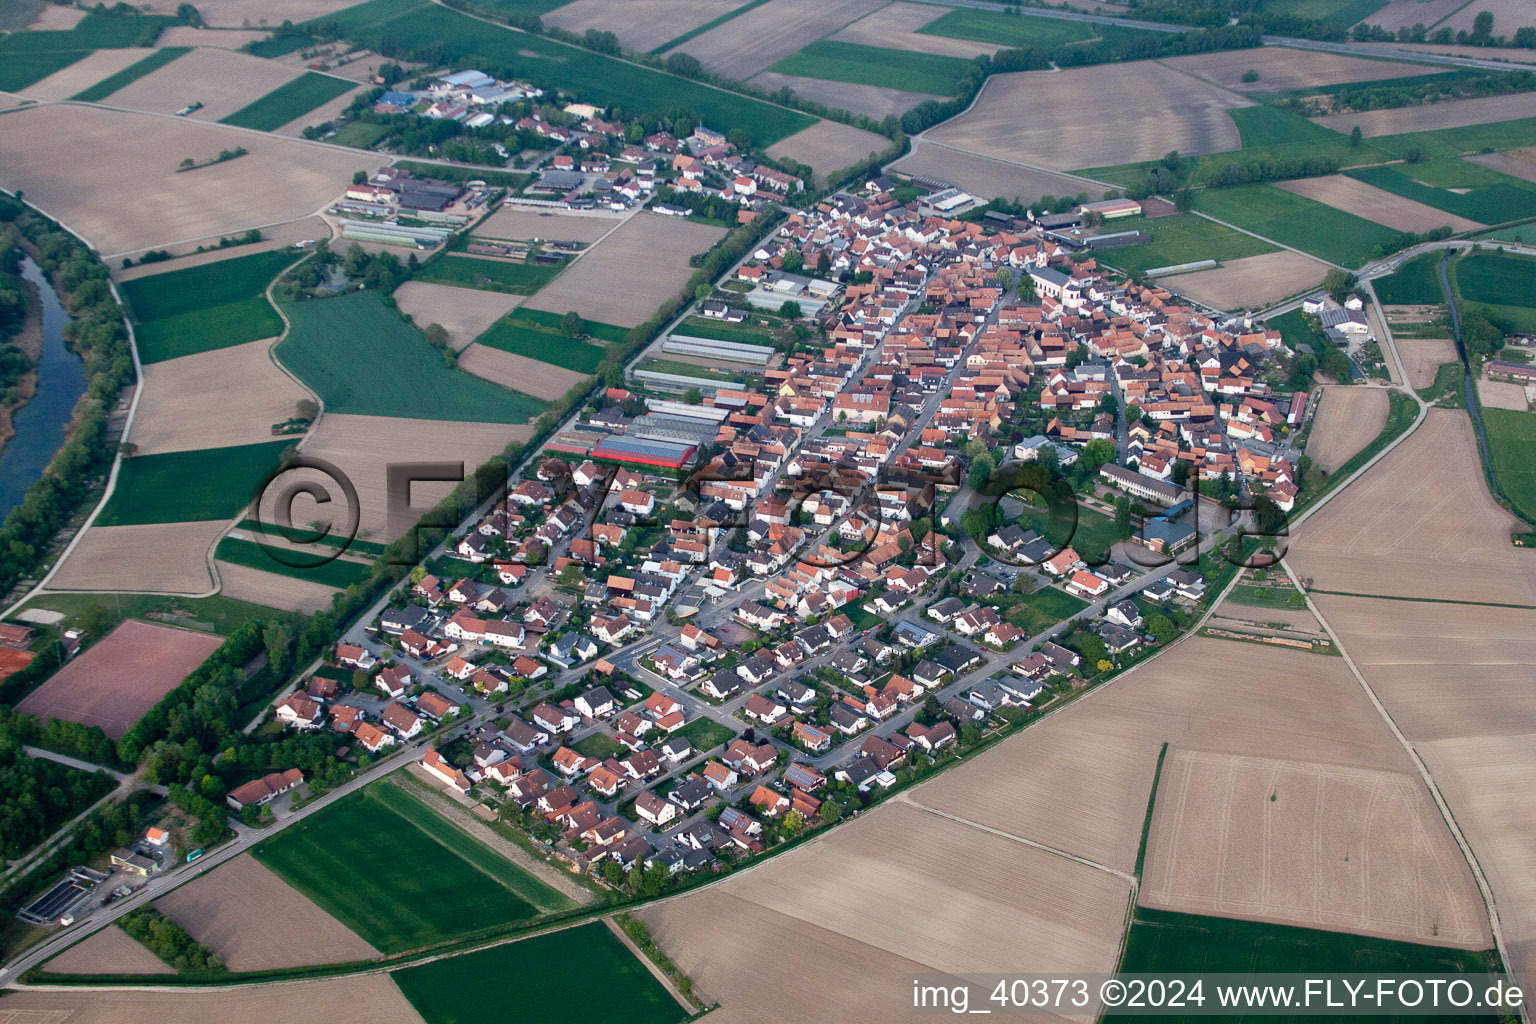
xmin=0 ymin=255 xmax=87 ymax=518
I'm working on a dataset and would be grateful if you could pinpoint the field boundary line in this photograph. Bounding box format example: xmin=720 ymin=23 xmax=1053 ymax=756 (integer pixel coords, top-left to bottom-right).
xmin=366 ymin=782 xmax=528 ymax=897
xmin=1308 ymin=589 xmax=1536 ymax=609
xmin=1190 ymin=209 xmax=1350 ymax=273
xmin=602 ymin=917 xmax=695 ymax=1015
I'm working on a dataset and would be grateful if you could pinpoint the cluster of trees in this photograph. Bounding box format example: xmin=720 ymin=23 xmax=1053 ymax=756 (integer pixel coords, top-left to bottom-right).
xmin=1302 ymin=71 xmax=1536 ymax=117
xmin=1352 ymin=10 xmax=1534 ymax=49
xmin=1460 ymin=307 xmax=1505 ymax=361
xmin=0 ymin=705 xmax=117 ymax=767
xmin=166 ymin=783 xmax=231 ymax=847
xmin=1199 ymin=151 xmax=1342 ymax=189
xmin=0 ymin=791 xmax=155 ymax=923
xmin=275 ymin=240 xmax=410 ymax=302
xmin=0 ymin=242 xmax=32 ymax=406
xmin=0 ymin=729 xmax=116 ymax=859
xmin=118 ymin=909 xmax=226 ymax=975
xmin=1370 ymin=225 xmax=1453 ymax=261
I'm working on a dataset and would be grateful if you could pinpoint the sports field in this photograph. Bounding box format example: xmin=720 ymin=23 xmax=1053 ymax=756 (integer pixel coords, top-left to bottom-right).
xmin=1481 ymin=408 xmax=1536 ymax=526
xmin=916 ymin=7 xmax=1096 ymax=47
xmin=95 ymin=440 xmax=291 ymax=526
xmin=1193 ymin=184 xmax=1398 ymax=268
xmin=275 ymin=291 xmax=546 ymax=423
xmin=391 ymin=922 xmax=688 ymax=1024
xmin=414 ymin=253 xmax=565 ymax=295
xmin=253 ymin=781 xmax=562 ymax=953
xmin=476 ymin=316 xmax=609 ymax=373
xmin=1097 ymin=213 xmax=1277 ymax=274
xmin=1346 ymin=162 xmax=1536 ymax=226
xmin=213 ymin=537 xmax=373 ymax=589
xmin=120 ymin=249 xmax=293 ymax=363
xmin=219 ymin=71 xmax=356 ymax=131
xmin=767 ymin=40 xmax=972 ymax=95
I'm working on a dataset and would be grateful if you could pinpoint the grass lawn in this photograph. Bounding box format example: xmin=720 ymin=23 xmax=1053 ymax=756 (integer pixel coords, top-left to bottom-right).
xmin=1457 ymin=252 xmax=1536 ymax=308
xmin=636 ymin=357 xmax=747 ymax=383
xmin=1229 ymin=105 xmax=1346 ymax=149
xmin=1113 ymin=907 xmax=1499 ymax=1006
xmin=331 ymin=119 xmax=392 ymax=149
xmin=1012 ymin=498 xmax=1123 ymax=563
xmin=476 ymin=316 xmax=608 ymax=373
xmin=1268 ymin=307 xmax=1329 ymax=352
xmin=1345 ymin=162 xmax=1536 ymax=226
xmin=1373 ymin=251 xmax=1445 ymax=305
xmin=1008 ymin=586 xmax=1089 ymax=634
xmin=1194 ymin=184 xmax=1398 ymax=268
xmin=1226 ymin=581 xmax=1306 ymax=608
xmin=673 ymin=315 xmax=777 ymax=346
xmin=316 ymin=0 xmax=815 ymax=146
xmin=0 ymin=49 xmax=88 ymax=91
xmin=253 ymin=781 xmax=556 ymax=953
xmin=0 ymin=12 xmax=176 ymax=52
xmin=507 ymin=307 xmax=628 ymax=343
xmin=1481 ymin=407 xmax=1536 ymax=525
xmin=416 ymin=254 xmax=565 ymax=295
xmin=572 ymin=731 xmax=622 ymax=760
xmin=276 ymin=291 xmax=546 ymax=423
xmin=1096 ymin=213 xmax=1277 ymax=274
xmin=96 ymin=440 xmax=291 ymax=526
xmin=768 ymin=40 xmax=973 ymax=96
xmin=214 ymin=536 xmax=372 ymax=589
xmin=679 ymin=716 xmax=736 ymax=755
xmin=70 ymin=45 xmax=191 ymax=101
xmin=120 ymin=249 xmax=295 ymax=363
xmin=391 ymin=921 xmax=688 ymax=1024
xmin=219 ymin=71 xmax=357 ymax=131
xmin=916 ymin=7 xmax=1095 ymax=47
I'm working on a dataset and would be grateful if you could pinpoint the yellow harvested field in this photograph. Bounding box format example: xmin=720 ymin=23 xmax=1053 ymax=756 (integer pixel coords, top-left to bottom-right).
xmin=157 ymin=853 xmax=378 ymax=970
xmin=458 ymin=343 xmax=587 ymax=401
xmin=277 ymin=414 xmax=526 ymax=542
xmin=1277 ymin=175 xmax=1481 ymax=232
xmin=748 ymin=70 xmax=936 ymax=121
xmin=928 ymin=61 xmax=1251 ymax=172
xmin=0 ymin=976 xmax=425 ymax=1024
xmin=393 ymin=281 xmax=522 ymax=351
xmin=131 ymin=340 xmax=310 ymax=455
xmin=27 ymin=3 xmax=86 ymax=28
xmin=145 ymin=0 xmax=363 ymax=28
xmin=640 ymin=799 xmax=1132 ymax=1023
xmin=1360 ymin=0 xmax=1467 ymax=30
xmin=1313 ymin=92 xmax=1536 ymax=137
xmin=524 ymin=213 xmax=724 ymax=327
xmin=154 ymin=26 xmax=272 ymax=48
xmin=476 ymin=206 xmax=622 ymax=243
xmin=46 ymin=520 xmax=227 ymax=595
xmin=666 ymin=0 xmax=888 ymax=77
xmin=1467 ymin=150 xmax=1536 ymax=185
xmin=765 ymin=119 xmax=892 ymax=181
xmin=1142 ymin=748 xmax=1488 ymax=946
xmin=1289 ymin=409 xmax=1536 ymax=603
xmin=832 ymin=2 xmax=1003 ymax=58
xmin=921 ymin=638 xmax=1425 ymax=874
xmin=1478 ymin=377 xmax=1529 ymax=411
xmin=548 ymin=0 xmax=750 ymax=53
xmin=1305 ymin=386 xmax=1390 ymax=474
xmin=103 ymin=47 xmax=304 ymax=123
xmin=1395 ymin=336 xmax=1457 ymax=390
xmin=114 ymin=217 xmax=327 ymax=281
xmin=1163 ymin=249 xmax=1328 ymax=310
xmin=18 ymin=47 xmax=155 ymax=101
xmin=0 ymin=105 xmax=364 ymax=257
xmin=892 ymin=144 xmax=1101 ymax=206
xmin=1440 ymin=0 xmax=1530 ymax=33
xmin=215 ymin=559 xmax=341 ymax=613
xmin=45 ymin=924 xmax=170 ymax=975
xmin=1161 ymin=47 xmax=1428 ymax=92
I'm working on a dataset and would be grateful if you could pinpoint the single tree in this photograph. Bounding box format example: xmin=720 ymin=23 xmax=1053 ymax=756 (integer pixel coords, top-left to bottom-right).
xmin=560 ymin=310 xmax=584 ymax=336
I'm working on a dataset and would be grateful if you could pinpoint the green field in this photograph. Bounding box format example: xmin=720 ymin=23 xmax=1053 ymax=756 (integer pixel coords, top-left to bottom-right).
xmin=1481 ymin=407 xmax=1536 ymax=525
xmin=1345 ymin=162 xmax=1536 ymax=226
xmin=475 ymin=317 xmax=608 ymax=373
xmin=276 ymin=291 xmax=545 ymax=422
xmin=415 ymin=253 xmax=565 ymax=294
xmin=70 ymin=45 xmax=190 ymax=101
xmin=219 ymin=71 xmax=357 ymax=131
xmin=312 ymin=0 xmax=815 ymax=146
xmin=673 ymin=314 xmax=778 ymax=346
xmin=1371 ymin=117 xmax=1536 ymax=162
xmin=1096 ymin=213 xmax=1278 ymax=274
xmin=507 ymin=307 xmax=628 ymax=343
xmin=650 ymin=0 xmax=772 ymax=54
xmin=254 ymin=782 xmax=569 ymax=953
xmin=1113 ymin=907 xmax=1500 ymax=1021
xmin=120 ymin=249 xmax=294 ymax=363
xmin=213 ymin=536 xmax=373 ymax=589
xmin=768 ymin=40 xmax=973 ymax=96
xmin=392 ymin=922 xmax=688 ymax=1024
xmin=916 ymin=7 xmax=1096 ymax=47
xmin=1259 ymin=0 xmax=1389 ymax=25
xmin=1457 ymin=252 xmax=1536 ymax=307
xmin=1194 ymin=184 xmax=1398 ymax=268
xmin=96 ymin=441 xmax=291 ymax=526
xmin=0 ymin=12 xmax=176 ymax=52
xmin=1267 ymin=308 xmax=1322 ymax=352
xmin=1229 ymin=105 xmax=1346 ymax=150
xmin=1007 ymin=585 xmax=1090 ymax=635
xmin=1373 ymin=251 xmax=1445 ymax=305
xmin=0 ymin=49 xmax=87 ymax=91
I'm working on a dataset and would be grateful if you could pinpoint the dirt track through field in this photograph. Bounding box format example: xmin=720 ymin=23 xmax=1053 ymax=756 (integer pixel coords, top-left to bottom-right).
xmin=665 ymin=0 xmax=888 ymax=78
xmin=393 ymin=281 xmax=522 ymax=352
xmin=44 ymin=519 xmax=229 ymax=595
xmin=458 ymin=343 xmax=587 ymax=401
xmin=1313 ymin=93 xmax=1536 ymax=137
xmin=132 ymin=340 xmax=310 ymax=454
xmin=1306 ymin=386 xmax=1390 ymax=473
xmin=1163 ymin=249 xmax=1327 ymax=310
xmin=766 ymin=118 xmax=893 ymax=181
xmin=1277 ymin=175 xmax=1481 ymax=233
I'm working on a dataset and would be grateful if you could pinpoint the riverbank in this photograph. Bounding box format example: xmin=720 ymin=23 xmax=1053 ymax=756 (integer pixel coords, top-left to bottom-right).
xmin=0 ymin=274 xmax=43 ymax=457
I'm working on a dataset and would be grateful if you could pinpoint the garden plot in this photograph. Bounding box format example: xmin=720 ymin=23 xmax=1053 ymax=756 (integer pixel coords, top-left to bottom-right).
xmin=44 ymin=520 xmax=229 ymax=596
xmin=1305 ymin=386 xmax=1390 ymax=473
xmin=748 ymin=71 xmax=936 ymax=121
xmin=475 ymin=206 xmax=622 ymax=243
xmin=524 ymin=213 xmax=724 ymax=328
xmin=1289 ymin=408 xmax=1536 ymax=603
xmin=16 ymin=619 xmax=223 ymax=739
xmin=766 ymin=118 xmax=892 ymax=181
xmin=18 ymin=46 xmax=154 ymax=100
xmin=215 ymin=561 xmax=340 ymax=614
xmin=891 ymin=144 xmax=1103 ymax=206
xmin=0 ymin=977 xmax=426 ymax=1024
xmin=101 ymin=47 xmax=303 ymax=122
xmin=393 ymin=281 xmax=522 ymax=351
xmin=928 ymin=61 xmax=1251 ymax=172
xmin=131 ymin=340 xmax=310 ymax=454
xmin=547 ymin=0 xmax=749 ymax=53
xmin=1162 ymin=249 xmax=1328 ymax=310
xmin=832 ymin=1 xmax=1002 ymax=58
xmin=458 ymin=343 xmax=587 ymax=402
xmin=157 ymin=853 xmax=379 ymax=971
xmin=1313 ymin=92 xmax=1536 ymax=136
xmin=664 ymin=0 xmax=887 ymax=78
xmin=1160 ymin=46 xmax=1429 ymax=92
xmin=0 ymin=104 xmax=363 ymax=257
xmin=45 ymin=925 xmax=171 ymax=975
xmin=1141 ymin=748 xmax=1488 ymax=947
xmin=1396 ymin=336 xmax=1458 ymax=389
xmin=1277 ymin=175 xmax=1481 ymax=232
